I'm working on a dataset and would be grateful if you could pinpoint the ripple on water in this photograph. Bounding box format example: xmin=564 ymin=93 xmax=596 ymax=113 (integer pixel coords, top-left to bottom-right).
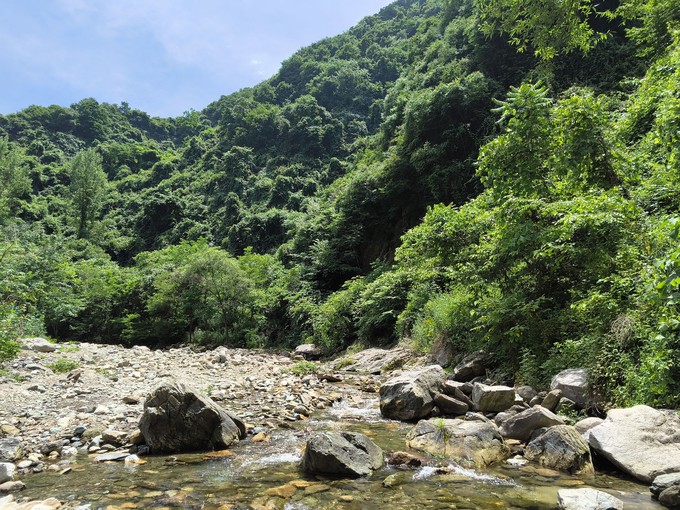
xmin=413 ymin=462 xmax=517 ymax=486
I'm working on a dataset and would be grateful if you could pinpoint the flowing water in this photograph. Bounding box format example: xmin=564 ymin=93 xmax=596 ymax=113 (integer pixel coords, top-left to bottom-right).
xmin=20 ymin=394 xmax=661 ymax=509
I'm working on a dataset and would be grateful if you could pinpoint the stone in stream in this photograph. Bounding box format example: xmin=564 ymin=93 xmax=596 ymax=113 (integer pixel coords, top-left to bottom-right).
xmin=0 ymin=480 xmax=25 ymax=492
xmin=499 ymin=406 xmax=564 ymax=442
xmin=471 ymin=383 xmax=516 ymax=413
xmin=588 ymin=405 xmax=680 ymax=483
xmin=406 ymin=417 xmax=510 ymax=468
xmin=139 ymin=382 xmax=246 ymax=453
xmin=0 ymin=439 xmax=23 ymax=463
xmin=379 ymin=365 xmax=445 ymax=421
xmin=301 ymin=432 xmax=383 ymax=477
xmin=524 ymin=425 xmax=594 ymax=475
xmin=659 ymin=485 xmax=680 ymax=508
xmin=551 ymin=368 xmax=589 ymax=409
xmin=557 ymin=488 xmax=623 ymax=510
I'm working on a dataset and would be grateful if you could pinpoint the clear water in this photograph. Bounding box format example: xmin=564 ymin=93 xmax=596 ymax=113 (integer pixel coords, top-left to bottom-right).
xmin=18 ymin=397 xmax=662 ymax=510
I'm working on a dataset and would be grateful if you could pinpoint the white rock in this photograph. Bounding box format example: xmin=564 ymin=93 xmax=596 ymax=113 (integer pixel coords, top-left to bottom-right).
xmin=557 ymin=488 xmax=623 ymax=510
xmin=0 ymin=463 xmax=16 ymax=484
xmin=21 ymin=338 xmax=57 ymax=353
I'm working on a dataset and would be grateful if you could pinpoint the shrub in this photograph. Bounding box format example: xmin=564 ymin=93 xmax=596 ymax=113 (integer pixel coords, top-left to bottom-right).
xmin=48 ymin=358 xmax=79 ymax=374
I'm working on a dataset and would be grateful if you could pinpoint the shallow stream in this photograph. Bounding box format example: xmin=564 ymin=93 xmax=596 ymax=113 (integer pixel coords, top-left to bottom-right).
xmin=20 ymin=392 xmax=661 ymax=509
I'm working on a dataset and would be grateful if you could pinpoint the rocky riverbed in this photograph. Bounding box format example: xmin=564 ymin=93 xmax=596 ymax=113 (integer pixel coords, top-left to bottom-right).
xmin=0 ymin=340 xmax=671 ymax=509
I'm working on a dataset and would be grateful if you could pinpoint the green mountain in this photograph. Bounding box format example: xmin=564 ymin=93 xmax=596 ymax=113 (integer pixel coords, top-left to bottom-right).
xmin=1 ymin=0 xmax=679 ymax=407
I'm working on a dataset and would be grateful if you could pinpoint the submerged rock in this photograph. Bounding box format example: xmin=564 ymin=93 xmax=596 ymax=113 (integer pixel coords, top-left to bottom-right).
xmin=406 ymin=417 xmax=510 ymax=468
xmin=557 ymin=488 xmax=623 ymax=510
xmin=301 ymin=432 xmax=383 ymax=477
xmin=139 ymin=382 xmax=245 ymax=453
xmin=379 ymin=365 xmax=445 ymax=421
xmin=589 ymin=405 xmax=680 ymax=483
xmin=524 ymin=425 xmax=594 ymax=475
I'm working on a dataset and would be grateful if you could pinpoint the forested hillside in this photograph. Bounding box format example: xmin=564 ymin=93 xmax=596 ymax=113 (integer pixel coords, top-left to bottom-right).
xmin=1 ymin=0 xmax=679 ymax=407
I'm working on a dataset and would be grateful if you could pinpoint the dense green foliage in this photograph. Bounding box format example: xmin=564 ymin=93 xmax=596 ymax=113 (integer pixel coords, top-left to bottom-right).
xmin=2 ymin=0 xmax=680 ymax=407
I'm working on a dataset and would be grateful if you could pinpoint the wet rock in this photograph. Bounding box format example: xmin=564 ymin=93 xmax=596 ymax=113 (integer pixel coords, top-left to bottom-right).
xmin=651 ymin=472 xmax=680 ymax=498
xmin=0 ymin=463 xmax=15 ymax=484
xmin=387 ymin=451 xmax=423 ymax=468
xmin=406 ymin=417 xmax=510 ymax=468
xmin=541 ymin=389 xmax=562 ymax=412
xmin=557 ymin=488 xmax=623 ymax=510
xmin=301 ymin=431 xmax=384 ymax=477
xmin=589 ymin=405 xmax=680 ymax=483
xmin=0 ymin=439 xmax=23 ymax=463
xmin=525 ymin=425 xmax=594 ymax=475
xmin=471 ymin=383 xmax=515 ymax=413
xmin=20 ymin=337 xmax=57 ymax=353
xmin=551 ymin=369 xmax=589 ymax=409
xmin=139 ymin=382 xmax=246 ymax=453
xmin=294 ymin=344 xmax=322 ymax=360
xmin=379 ymin=365 xmax=445 ymax=421
xmin=450 ymin=351 xmax=490 ymax=382
xmin=433 ymin=393 xmax=469 ymax=415
xmin=499 ymin=406 xmax=564 ymax=442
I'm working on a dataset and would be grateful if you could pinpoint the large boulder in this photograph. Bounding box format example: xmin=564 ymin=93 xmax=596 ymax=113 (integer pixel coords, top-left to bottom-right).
xmin=659 ymin=485 xmax=680 ymax=508
xmin=335 ymin=347 xmax=414 ymax=374
xmin=471 ymin=383 xmax=516 ymax=413
xmin=0 ymin=439 xmax=23 ymax=463
xmin=20 ymin=337 xmax=56 ymax=353
xmin=294 ymin=343 xmax=322 ymax=360
xmin=574 ymin=417 xmax=604 ymax=442
xmin=525 ymin=425 xmax=594 ymax=475
xmin=499 ymin=406 xmax=564 ymax=442
xmin=557 ymin=488 xmax=623 ymax=510
xmin=406 ymin=417 xmax=510 ymax=468
xmin=551 ymin=369 xmax=589 ymax=408
xmin=450 ymin=351 xmax=490 ymax=382
xmin=139 ymin=382 xmax=245 ymax=453
xmin=301 ymin=432 xmax=383 ymax=477
xmin=379 ymin=365 xmax=445 ymax=421
xmin=589 ymin=406 xmax=680 ymax=483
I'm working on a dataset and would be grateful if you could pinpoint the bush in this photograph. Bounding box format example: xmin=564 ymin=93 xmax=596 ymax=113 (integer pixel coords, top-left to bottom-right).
xmin=48 ymin=358 xmax=79 ymax=374
xmin=290 ymin=360 xmax=318 ymax=376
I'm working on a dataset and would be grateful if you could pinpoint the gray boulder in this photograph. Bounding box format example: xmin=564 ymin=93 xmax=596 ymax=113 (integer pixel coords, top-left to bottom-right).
xmin=471 ymin=383 xmax=516 ymax=413
xmin=20 ymin=337 xmax=56 ymax=353
xmin=434 ymin=393 xmax=469 ymax=415
xmin=589 ymin=405 xmax=680 ymax=483
xmin=301 ymin=432 xmax=383 ymax=477
xmin=651 ymin=472 xmax=680 ymax=498
xmin=139 ymin=382 xmax=245 ymax=453
xmin=335 ymin=347 xmax=413 ymax=374
xmin=525 ymin=425 xmax=594 ymax=475
xmin=516 ymin=385 xmax=537 ymax=403
xmin=541 ymin=389 xmax=562 ymax=412
xmin=557 ymin=488 xmax=623 ymax=510
xmin=379 ymin=365 xmax=445 ymax=421
xmin=295 ymin=343 xmax=322 ymax=360
xmin=451 ymin=351 xmax=490 ymax=382
xmin=0 ymin=463 xmax=15 ymax=484
xmin=406 ymin=417 xmax=510 ymax=468
xmin=0 ymin=439 xmax=23 ymax=463
xmin=499 ymin=406 xmax=564 ymax=442
xmin=551 ymin=369 xmax=589 ymax=408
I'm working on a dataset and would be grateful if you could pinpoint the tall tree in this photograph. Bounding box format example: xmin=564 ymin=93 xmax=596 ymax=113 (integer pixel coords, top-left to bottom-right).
xmin=68 ymin=148 xmax=108 ymax=239
xmin=0 ymin=137 xmax=30 ymax=224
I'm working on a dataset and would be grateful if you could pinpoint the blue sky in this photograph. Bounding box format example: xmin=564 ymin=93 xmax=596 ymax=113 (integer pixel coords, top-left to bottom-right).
xmin=0 ymin=0 xmax=394 ymax=118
